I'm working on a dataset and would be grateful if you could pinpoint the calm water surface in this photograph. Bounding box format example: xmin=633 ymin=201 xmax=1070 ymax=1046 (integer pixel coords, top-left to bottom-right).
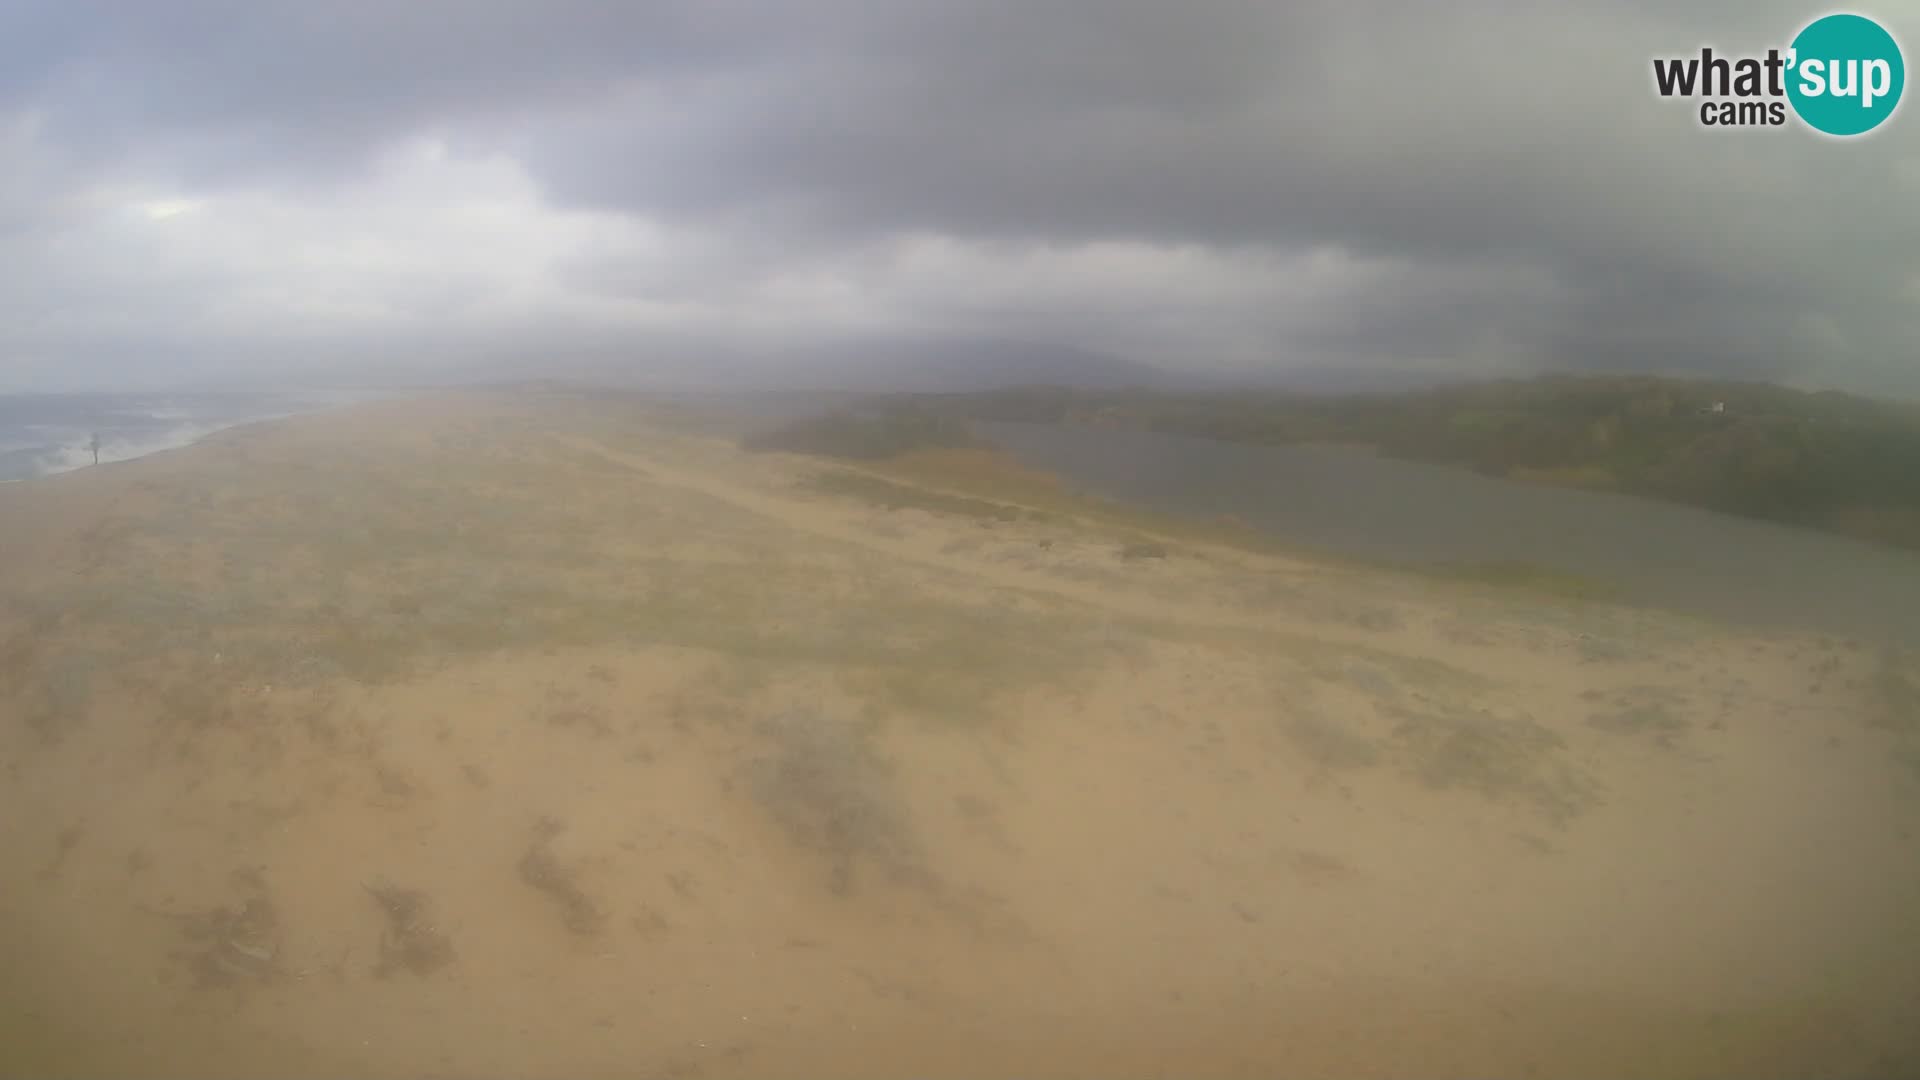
xmin=980 ymin=421 xmax=1920 ymax=643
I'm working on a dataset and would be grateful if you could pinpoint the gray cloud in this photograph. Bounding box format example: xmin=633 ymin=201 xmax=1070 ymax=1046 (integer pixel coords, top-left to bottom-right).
xmin=1 ymin=0 xmax=1915 ymax=393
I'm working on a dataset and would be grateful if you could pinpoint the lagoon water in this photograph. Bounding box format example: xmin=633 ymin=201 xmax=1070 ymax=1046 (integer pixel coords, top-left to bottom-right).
xmin=980 ymin=421 xmax=1920 ymax=643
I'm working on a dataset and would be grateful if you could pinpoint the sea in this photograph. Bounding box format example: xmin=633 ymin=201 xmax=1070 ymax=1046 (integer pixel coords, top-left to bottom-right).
xmin=0 ymin=389 xmax=382 ymax=483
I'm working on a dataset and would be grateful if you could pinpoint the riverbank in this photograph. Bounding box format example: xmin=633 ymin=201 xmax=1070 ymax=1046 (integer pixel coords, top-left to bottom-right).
xmin=971 ymin=420 xmax=1920 ymax=643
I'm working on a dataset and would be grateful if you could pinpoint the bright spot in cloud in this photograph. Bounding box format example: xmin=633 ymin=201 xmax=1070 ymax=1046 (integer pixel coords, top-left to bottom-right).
xmin=138 ymin=199 xmax=205 ymax=221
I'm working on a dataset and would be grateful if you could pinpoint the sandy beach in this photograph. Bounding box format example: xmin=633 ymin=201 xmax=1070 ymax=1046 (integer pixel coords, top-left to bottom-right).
xmin=2 ymin=388 xmax=1917 ymax=1079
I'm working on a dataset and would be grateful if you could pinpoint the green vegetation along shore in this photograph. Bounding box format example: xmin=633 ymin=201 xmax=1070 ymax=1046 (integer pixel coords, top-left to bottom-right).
xmin=860 ymin=376 xmax=1920 ymax=552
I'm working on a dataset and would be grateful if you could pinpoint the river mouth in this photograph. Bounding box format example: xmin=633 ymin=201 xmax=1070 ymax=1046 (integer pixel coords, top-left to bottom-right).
xmin=977 ymin=420 xmax=1920 ymax=643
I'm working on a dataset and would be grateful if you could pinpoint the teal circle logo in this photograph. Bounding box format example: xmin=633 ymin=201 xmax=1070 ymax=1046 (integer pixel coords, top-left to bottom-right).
xmin=1787 ymin=13 xmax=1905 ymax=136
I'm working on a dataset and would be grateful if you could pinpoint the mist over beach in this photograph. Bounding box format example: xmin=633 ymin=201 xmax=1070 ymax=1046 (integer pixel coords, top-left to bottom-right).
xmin=5 ymin=2 xmax=1920 ymax=1077
xmin=0 ymin=390 xmax=385 ymax=482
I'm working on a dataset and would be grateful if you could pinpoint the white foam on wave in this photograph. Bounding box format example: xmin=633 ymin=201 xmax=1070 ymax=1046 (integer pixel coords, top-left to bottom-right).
xmin=31 ymin=420 xmax=232 ymax=476
xmin=2 ymin=389 xmax=392 ymax=484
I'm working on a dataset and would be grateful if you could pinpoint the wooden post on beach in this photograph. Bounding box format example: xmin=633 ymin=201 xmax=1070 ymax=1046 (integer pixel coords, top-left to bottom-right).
xmin=89 ymin=433 xmax=100 ymax=466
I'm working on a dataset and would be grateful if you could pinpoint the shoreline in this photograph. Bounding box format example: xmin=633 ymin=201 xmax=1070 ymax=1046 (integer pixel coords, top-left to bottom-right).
xmin=973 ymin=418 xmax=1920 ymax=644
xmin=0 ymin=388 xmax=399 ymax=486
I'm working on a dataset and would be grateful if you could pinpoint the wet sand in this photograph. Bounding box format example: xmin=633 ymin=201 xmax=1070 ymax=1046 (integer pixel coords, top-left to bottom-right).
xmin=2 ymin=389 xmax=1918 ymax=1079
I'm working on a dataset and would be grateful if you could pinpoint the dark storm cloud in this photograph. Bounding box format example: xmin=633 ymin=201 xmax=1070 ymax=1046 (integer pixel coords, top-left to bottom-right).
xmin=1 ymin=1 xmax=780 ymax=183
xmin=522 ymin=0 xmax=1917 ymax=382
xmin=1 ymin=0 xmax=1915 ymax=391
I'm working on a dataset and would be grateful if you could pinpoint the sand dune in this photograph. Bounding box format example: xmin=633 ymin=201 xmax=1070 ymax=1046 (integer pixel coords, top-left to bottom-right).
xmin=2 ymin=390 xmax=1917 ymax=1078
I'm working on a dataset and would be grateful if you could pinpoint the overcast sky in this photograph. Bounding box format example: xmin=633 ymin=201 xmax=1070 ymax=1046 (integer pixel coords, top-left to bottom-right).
xmin=1 ymin=0 xmax=1915 ymax=394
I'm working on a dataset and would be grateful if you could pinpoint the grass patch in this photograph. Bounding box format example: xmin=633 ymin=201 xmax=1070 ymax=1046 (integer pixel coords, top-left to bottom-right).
xmin=1387 ymin=703 xmax=1597 ymax=822
xmin=746 ymin=708 xmax=917 ymax=896
xmin=1587 ymin=688 xmax=1689 ymax=746
xmin=167 ymin=869 xmax=281 ymax=989
xmin=804 ymin=470 xmax=1037 ymax=523
xmin=875 ymin=447 xmax=1067 ymax=498
xmin=366 ymin=881 xmax=456 ymax=977
xmin=1587 ymin=703 xmax=1686 ymax=737
xmin=1284 ymin=713 xmax=1383 ymax=770
xmin=837 ymin=600 xmax=1105 ymax=724
xmin=743 ymin=411 xmax=980 ymax=461
xmin=518 ymin=819 xmax=604 ymax=936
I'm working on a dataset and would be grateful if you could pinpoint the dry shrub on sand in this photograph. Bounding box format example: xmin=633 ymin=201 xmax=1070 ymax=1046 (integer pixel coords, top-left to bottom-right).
xmin=746 ymin=709 xmax=917 ymax=895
